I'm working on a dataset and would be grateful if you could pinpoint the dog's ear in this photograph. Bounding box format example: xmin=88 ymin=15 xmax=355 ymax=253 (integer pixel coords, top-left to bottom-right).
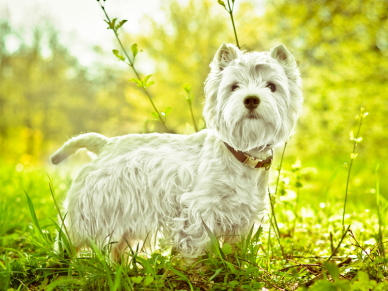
xmin=211 ymin=43 xmax=240 ymax=71
xmin=270 ymin=44 xmax=295 ymax=64
xmin=270 ymin=44 xmax=300 ymax=83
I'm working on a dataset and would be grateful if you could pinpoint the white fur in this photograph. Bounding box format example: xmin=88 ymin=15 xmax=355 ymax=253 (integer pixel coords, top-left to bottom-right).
xmin=51 ymin=43 xmax=303 ymax=260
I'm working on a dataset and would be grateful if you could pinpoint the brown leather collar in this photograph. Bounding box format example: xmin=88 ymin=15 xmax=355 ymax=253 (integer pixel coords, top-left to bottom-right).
xmin=224 ymin=142 xmax=273 ymax=170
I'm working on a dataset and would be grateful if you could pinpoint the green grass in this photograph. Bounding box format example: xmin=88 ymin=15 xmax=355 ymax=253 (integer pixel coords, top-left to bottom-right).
xmin=0 ymin=151 xmax=387 ymax=290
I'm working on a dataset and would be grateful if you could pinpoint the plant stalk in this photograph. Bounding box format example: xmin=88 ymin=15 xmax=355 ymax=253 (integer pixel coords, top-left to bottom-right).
xmin=341 ymin=113 xmax=364 ymax=232
xmin=293 ymin=185 xmax=300 ymax=237
xmin=275 ymin=141 xmax=287 ymax=196
xmin=270 ymin=141 xmax=288 ymax=241
xmin=326 ymin=225 xmax=351 ymax=261
xmin=226 ymin=0 xmax=240 ymax=49
xmin=268 ymin=187 xmax=286 ymax=259
xmin=189 ymin=104 xmax=198 ymax=132
xmin=375 ymin=164 xmax=386 ymax=263
xmin=100 ymin=5 xmax=169 ymax=132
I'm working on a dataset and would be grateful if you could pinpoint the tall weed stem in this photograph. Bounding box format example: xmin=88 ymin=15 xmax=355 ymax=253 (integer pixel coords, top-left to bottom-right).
xmin=341 ymin=108 xmax=367 ymax=232
xmin=326 ymin=225 xmax=351 ymax=261
xmin=218 ymin=0 xmax=240 ymax=49
xmin=99 ymin=3 xmax=169 ymax=132
xmin=293 ymin=186 xmax=300 ymax=237
xmin=275 ymin=141 xmax=287 ymax=196
xmin=270 ymin=141 xmax=288 ymax=240
xmin=375 ymin=164 xmax=386 ymax=262
xmin=183 ymin=84 xmax=198 ymax=132
xmin=226 ymin=0 xmax=240 ymax=49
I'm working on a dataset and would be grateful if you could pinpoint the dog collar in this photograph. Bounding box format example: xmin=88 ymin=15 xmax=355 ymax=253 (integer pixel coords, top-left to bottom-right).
xmin=224 ymin=142 xmax=273 ymax=170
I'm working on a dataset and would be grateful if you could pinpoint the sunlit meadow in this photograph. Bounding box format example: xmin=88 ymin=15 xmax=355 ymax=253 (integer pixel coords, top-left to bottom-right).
xmin=0 ymin=0 xmax=387 ymax=290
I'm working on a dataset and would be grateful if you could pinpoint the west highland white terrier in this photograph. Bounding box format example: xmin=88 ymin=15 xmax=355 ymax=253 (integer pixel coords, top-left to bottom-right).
xmin=51 ymin=43 xmax=303 ymax=262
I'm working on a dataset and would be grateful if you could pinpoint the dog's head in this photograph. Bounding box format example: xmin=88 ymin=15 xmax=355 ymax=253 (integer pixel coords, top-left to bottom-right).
xmin=203 ymin=43 xmax=303 ymax=152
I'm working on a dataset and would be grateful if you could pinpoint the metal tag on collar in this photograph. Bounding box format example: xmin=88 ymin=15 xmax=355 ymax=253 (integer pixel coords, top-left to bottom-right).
xmin=243 ymin=156 xmax=263 ymax=169
xmin=263 ymin=162 xmax=271 ymax=171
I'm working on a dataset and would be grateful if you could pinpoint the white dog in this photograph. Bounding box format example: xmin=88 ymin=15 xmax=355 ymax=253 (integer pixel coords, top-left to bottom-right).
xmin=51 ymin=43 xmax=303 ymax=261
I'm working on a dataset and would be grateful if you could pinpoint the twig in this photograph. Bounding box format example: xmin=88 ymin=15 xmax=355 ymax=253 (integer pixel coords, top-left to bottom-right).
xmin=348 ymin=229 xmax=374 ymax=262
xmin=326 ymin=225 xmax=351 ymax=262
xmin=277 ymin=263 xmax=321 ymax=272
xmin=337 ymin=257 xmax=352 ymax=268
xmin=237 ymin=271 xmax=246 ymax=291
xmin=290 ymin=255 xmax=347 ymax=259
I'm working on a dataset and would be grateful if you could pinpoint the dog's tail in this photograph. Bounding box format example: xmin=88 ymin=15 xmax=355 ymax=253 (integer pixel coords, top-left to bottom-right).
xmin=51 ymin=133 xmax=109 ymax=165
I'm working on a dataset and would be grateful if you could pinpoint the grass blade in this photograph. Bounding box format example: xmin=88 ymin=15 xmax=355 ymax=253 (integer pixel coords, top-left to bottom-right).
xmin=23 ymin=188 xmax=45 ymax=241
xmin=168 ymin=266 xmax=193 ymax=291
xmin=201 ymin=218 xmax=226 ymax=260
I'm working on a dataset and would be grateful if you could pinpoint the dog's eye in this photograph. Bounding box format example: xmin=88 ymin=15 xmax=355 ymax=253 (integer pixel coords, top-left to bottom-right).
xmin=231 ymin=84 xmax=239 ymax=92
xmin=266 ymin=82 xmax=276 ymax=92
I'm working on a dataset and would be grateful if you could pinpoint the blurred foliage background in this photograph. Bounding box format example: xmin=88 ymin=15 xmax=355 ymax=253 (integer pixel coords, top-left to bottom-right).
xmin=0 ymin=0 xmax=387 ymax=198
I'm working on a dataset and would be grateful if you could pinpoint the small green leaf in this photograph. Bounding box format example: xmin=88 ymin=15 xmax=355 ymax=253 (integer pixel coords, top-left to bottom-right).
xmin=144 ymin=276 xmax=154 ymax=286
xmin=222 ymin=243 xmax=233 ymax=255
xmin=218 ymin=0 xmax=226 ymax=7
xmin=324 ymin=261 xmax=339 ymax=281
xmin=110 ymin=18 xmax=117 ymax=29
xmin=164 ymin=107 xmax=172 ymax=117
xmin=146 ymin=81 xmax=154 ymax=88
xmin=112 ymin=49 xmax=125 ymax=61
xmin=116 ymin=19 xmax=128 ymax=30
xmin=151 ymin=112 xmax=159 ymax=120
xmin=131 ymin=43 xmax=139 ymax=58
xmin=143 ymin=74 xmax=152 ymax=84
xmin=129 ymin=78 xmax=142 ymax=85
xmin=183 ymin=83 xmax=191 ymax=94
xmin=357 ymin=271 xmax=369 ymax=283
xmin=350 ymin=153 xmax=358 ymax=160
xmin=104 ymin=19 xmax=110 ymax=29
xmin=142 ymin=74 xmax=153 ymax=88
xmin=207 ymin=268 xmax=223 ymax=283
xmin=130 ymin=276 xmax=143 ymax=284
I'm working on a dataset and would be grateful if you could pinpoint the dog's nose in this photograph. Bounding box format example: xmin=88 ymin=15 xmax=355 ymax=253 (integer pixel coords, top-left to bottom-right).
xmin=244 ymin=96 xmax=260 ymax=110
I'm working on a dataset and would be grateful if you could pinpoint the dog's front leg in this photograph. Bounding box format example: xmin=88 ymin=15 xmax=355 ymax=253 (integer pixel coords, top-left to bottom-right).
xmin=171 ymin=194 xmax=223 ymax=261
